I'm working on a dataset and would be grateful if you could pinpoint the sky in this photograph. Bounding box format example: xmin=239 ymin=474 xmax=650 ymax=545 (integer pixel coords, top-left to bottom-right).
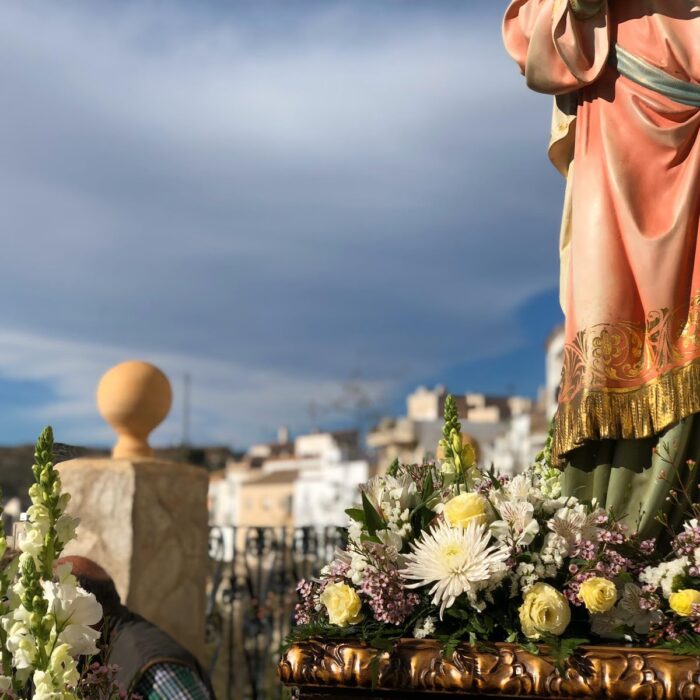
xmin=0 ymin=0 xmax=564 ymax=449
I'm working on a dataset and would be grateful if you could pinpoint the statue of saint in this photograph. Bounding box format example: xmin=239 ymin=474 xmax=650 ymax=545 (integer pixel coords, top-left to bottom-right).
xmin=504 ymin=1 xmax=700 ymax=536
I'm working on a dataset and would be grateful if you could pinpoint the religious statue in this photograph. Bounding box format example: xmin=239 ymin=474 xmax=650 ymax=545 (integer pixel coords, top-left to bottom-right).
xmin=504 ymin=1 xmax=700 ymax=536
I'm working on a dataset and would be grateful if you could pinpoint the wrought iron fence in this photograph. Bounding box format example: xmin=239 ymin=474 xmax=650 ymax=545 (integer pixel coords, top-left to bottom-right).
xmin=206 ymin=526 xmax=345 ymax=700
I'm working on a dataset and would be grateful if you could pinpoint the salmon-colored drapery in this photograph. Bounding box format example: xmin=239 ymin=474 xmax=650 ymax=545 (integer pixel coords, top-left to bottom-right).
xmin=504 ymin=0 xmax=700 ymax=463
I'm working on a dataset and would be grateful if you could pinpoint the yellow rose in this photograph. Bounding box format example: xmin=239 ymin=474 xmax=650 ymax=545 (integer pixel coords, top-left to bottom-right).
xmin=579 ymin=577 xmax=618 ymax=614
xmin=320 ymin=582 xmax=363 ymax=627
xmin=669 ymin=589 xmax=700 ymax=617
xmin=519 ymin=583 xmax=571 ymax=639
xmin=443 ymin=493 xmax=488 ymax=528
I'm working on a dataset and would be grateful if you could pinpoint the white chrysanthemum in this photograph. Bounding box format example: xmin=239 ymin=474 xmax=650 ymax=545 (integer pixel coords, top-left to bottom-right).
xmin=490 ymin=501 xmax=540 ymax=547
xmin=402 ymin=520 xmax=509 ymax=617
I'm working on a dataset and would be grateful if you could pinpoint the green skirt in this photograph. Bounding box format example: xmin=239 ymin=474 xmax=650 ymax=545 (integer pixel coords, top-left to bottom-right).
xmin=562 ymin=414 xmax=700 ymax=539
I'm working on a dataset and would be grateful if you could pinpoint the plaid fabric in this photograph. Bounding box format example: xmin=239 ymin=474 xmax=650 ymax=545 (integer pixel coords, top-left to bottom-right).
xmin=133 ymin=662 xmax=212 ymax=700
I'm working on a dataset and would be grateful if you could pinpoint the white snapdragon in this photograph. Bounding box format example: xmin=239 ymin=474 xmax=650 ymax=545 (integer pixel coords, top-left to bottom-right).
xmin=54 ymin=514 xmax=79 ymax=547
xmin=42 ymin=578 xmax=102 ymax=656
xmin=3 ymin=615 xmax=36 ymax=671
xmin=32 ymin=644 xmax=80 ymax=700
xmin=18 ymin=526 xmax=47 ymax=560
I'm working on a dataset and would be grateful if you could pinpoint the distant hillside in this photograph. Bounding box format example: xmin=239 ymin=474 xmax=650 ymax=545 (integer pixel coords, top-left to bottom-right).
xmin=0 ymin=443 xmax=237 ymax=506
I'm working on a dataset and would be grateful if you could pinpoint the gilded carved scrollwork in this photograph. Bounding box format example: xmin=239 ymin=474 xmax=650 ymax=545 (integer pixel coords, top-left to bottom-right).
xmin=279 ymin=640 xmax=700 ymax=698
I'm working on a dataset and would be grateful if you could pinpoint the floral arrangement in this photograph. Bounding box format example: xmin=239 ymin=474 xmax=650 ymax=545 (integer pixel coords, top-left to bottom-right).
xmin=289 ymin=396 xmax=700 ymax=662
xmin=0 ymin=428 xmax=117 ymax=699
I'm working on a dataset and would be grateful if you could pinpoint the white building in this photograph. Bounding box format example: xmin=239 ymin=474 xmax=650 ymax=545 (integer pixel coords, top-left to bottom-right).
xmin=208 ymin=429 xmax=369 ymax=531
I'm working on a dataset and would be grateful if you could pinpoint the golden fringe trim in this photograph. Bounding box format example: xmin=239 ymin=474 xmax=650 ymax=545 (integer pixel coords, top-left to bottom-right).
xmin=553 ymin=356 xmax=700 ymax=464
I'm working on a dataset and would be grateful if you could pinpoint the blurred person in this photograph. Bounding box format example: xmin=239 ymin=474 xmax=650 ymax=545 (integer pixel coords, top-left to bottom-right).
xmin=58 ymin=555 xmax=215 ymax=700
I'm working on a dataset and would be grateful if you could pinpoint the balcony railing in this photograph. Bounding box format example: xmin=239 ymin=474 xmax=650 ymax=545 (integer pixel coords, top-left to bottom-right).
xmin=206 ymin=526 xmax=345 ymax=700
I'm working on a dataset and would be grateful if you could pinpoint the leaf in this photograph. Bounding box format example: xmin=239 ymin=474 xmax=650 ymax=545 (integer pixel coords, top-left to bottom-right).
xmin=543 ymin=635 xmax=589 ymax=675
xmin=369 ymin=636 xmax=396 ymax=652
xmin=661 ymin=634 xmax=700 ymax=656
xmin=345 ymin=508 xmax=365 ymax=523
xmin=520 ymin=639 xmax=540 ymax=656
xmin=362 ymin=491 xmax=385 ymax=536
xmin=445 ymin=607 xmax=473 ymax=621
xmin=442 ymin=636 xmax=460 ymax=661
xmin=421 ymin=471 xmax=434 ymax=501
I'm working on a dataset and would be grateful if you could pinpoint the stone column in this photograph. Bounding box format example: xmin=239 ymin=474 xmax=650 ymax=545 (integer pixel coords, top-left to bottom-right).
xmin=58 ymin=360 xmax=209 ymax=660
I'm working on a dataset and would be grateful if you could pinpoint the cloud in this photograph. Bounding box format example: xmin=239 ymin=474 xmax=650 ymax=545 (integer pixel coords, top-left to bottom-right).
xmin=0 ymin=0 xmax=563 ymax=445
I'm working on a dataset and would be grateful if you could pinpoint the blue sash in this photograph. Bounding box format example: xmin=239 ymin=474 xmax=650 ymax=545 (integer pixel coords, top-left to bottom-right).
xmin=611 ymin=44 xmax=700 ymax=108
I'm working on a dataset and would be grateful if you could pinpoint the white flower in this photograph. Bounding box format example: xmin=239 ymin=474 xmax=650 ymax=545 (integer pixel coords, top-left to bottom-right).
xmin=18 ymin=524 xmax=46 ymax=558
xmin=348 ymin=520 xmax=363 ymax=545
xmin=402 ymin=520 xmax=509 ymax=617
xmin=640 ymin=557 xmax=690 ymax=599
xmin=3 ymin=614 xmax=36 ymax=670
xmin=490 ymin=501 xmax=540 ymax=547
xmin=494 ymin=474 xmax=537 ymax=505
xmin=547 ymin=504 xmax=598 ymax=552
xmin=539 ymin=533 xmax=569 ymax=569
xmin=376 ymin=529 xmax=404 ymax=554
xmin=362 ymin=475 xmax=417 ymax=517
xmin=32 ymin=644 xmax=80 ymax=700
xmin=349 ymin=552 xmax=368 ymax=586
xmin=413 ymin=615 xmax=437 ymax=639
xmin=42 ymin=578 xmax=103 ymax=656
xmin=55 ymin=513 xmax=79 ymax=546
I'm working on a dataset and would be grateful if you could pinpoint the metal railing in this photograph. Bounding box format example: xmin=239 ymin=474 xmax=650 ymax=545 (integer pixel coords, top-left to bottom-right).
xmin=206 ymin=526 xmax=345 ymax=700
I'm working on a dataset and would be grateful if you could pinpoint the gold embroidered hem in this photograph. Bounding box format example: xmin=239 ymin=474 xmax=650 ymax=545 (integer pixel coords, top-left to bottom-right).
xmin=553 ymin=291 xmax=700 ymax=463
xmin=553 ymin=357 xmax=700 ymax=463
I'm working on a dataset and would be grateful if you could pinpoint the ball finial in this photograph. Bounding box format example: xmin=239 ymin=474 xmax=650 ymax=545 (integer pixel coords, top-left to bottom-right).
xmin=97 ymin=360 xmax=173 ymax=459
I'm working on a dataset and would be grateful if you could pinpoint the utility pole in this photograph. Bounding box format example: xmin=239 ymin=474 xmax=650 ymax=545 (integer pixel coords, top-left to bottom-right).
xmin=182 ymin=372 xmax=191 ymax=448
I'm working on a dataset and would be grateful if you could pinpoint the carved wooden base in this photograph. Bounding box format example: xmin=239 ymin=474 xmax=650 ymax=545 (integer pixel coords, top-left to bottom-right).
xmin=279 ymin=639 xmax=700 ymax=699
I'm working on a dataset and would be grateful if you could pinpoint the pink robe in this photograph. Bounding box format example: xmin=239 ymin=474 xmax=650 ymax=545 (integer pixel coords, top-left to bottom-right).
xmin=504 ymin=0 xmax=700 ymax=462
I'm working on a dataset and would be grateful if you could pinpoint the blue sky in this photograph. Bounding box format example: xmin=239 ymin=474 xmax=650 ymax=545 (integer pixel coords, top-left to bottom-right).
xmin=0 ymin=0 xmax=564 ymax=449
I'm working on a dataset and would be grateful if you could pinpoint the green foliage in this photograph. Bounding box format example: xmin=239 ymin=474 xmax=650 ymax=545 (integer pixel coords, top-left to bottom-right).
xmin=660 ymin=634 xmax=700 ymax=656
xmin=361 ymin=491 xmax=384 ymax=536
xmin=541 ymin=635 xmax=590 ymax=674
xmin=344 ymin=508 xmax=365 ymax=523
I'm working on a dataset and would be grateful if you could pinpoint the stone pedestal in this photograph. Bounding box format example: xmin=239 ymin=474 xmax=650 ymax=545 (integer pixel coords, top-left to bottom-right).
xmin=58 ymin=457 xmax=209 ymax=660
